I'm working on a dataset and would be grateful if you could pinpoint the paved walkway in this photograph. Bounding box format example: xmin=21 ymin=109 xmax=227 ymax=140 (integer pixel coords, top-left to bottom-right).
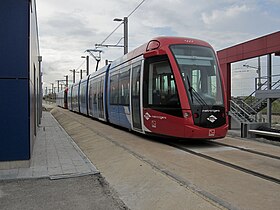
xmin=0 ymin=111 xmax=98 ymax=180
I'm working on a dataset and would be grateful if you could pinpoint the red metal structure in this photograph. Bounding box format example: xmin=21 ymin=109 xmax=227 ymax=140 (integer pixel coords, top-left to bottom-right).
xmin=217 ymin=31 xmax=280 ymax=112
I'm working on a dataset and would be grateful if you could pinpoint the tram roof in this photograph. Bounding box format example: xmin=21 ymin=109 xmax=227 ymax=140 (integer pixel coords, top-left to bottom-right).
xmin=110 ymin=36 xmax=212 ymax=69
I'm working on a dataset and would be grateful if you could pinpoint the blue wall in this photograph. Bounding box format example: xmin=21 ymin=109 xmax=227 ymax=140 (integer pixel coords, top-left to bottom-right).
xmin=0 ymin=0 xmax=34 ymax=161
xmin=0 ymin=80 xmax=30 ymax=160
xmin=0 ymin=0 xmax=29 ymax=78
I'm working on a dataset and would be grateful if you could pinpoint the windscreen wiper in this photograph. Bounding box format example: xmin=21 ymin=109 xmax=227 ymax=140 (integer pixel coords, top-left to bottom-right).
xmin=192 ymin=88 xmax=208 ymax=106
xmin=186 ymin=76 xmax=208 ymax=106
xmin=186 ymin=76 xmax=194 ymax=103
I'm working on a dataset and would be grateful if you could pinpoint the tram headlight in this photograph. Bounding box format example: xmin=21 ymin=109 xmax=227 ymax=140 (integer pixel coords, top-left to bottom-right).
xmin=183 ymin=111 xmax=192 ymax=118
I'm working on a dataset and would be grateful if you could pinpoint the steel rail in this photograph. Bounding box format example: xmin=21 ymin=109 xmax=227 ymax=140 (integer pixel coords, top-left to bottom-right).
xmin=166 ymin=142 xmax=280 ymax=185
xmin=210 ymin=141 xmax=280 ymax=160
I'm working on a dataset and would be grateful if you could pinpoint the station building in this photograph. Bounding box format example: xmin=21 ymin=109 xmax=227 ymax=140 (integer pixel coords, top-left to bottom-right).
xmin=0 ymin=0 xmax=42 ymax=168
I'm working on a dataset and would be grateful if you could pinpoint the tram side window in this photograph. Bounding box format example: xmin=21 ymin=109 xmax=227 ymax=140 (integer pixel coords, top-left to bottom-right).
xmin=88 ymin=80 xmax=93 ymax=113
xmin=92 ymin=79 xmax=98 ymax=104
xmin=110 ymin=74 xmax=119 ymax=105
xmin=99 ymin=77 xmax=104 ymax=113
xmin=119 ymin=70 xmax=130 ymax=105
xmin=99 ymin=77 xmax=104 ymax=103
xmin=148 ymin=61 xmax=180 ymax=107
xmin=97 ymin=78 xmax=102 ymax=104
xmin=80 ymin=83 xmax=86 ymax=105
xmin=72 ymin=85 xmax=78 ymax=107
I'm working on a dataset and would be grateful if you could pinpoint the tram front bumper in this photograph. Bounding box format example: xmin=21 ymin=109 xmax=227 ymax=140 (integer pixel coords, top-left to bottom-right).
xmin=184 ymin=124 xmax=228 ymax=139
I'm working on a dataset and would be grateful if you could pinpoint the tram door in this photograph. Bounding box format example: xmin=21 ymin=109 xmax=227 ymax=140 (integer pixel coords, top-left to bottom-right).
xmin=131 ymin=63 xmax=142 ymax=130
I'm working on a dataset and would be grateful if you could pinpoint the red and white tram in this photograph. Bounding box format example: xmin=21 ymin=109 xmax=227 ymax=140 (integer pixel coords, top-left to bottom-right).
xmin=62 ymin=37 xmax=228 ymax=139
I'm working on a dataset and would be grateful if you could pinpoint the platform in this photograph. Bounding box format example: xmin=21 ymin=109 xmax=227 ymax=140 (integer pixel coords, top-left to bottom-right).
xmin=0 ymin=111 xmax=98 ymax=180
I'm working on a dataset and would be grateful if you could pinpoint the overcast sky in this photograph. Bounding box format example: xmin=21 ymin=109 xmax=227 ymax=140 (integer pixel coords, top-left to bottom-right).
xmin=37 ymin=0 xmax=280 ymax=96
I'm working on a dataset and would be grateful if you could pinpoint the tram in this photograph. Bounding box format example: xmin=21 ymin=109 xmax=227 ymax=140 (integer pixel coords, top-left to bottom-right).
xmin=61 ymin=37 xmax=228 ymax=139
xmin=56 ymin=87 xmax=68 ymax=109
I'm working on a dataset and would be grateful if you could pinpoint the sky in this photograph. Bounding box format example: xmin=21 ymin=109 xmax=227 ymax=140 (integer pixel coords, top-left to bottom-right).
xmin=36 ymin=0 xmax=280 ymax=96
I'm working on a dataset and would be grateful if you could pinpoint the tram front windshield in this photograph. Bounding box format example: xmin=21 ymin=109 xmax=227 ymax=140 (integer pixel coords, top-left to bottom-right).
xmin=170 ymin=45 xmax=224 ymax=106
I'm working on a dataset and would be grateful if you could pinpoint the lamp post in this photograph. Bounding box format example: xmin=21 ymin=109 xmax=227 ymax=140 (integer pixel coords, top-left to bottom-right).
xmin=113 ymin=17 xmax=128 ymax=54
xmin=64 ymin=75 xmax=68 ymax=87
xmin=70 ymin=69 xmax=76 ymax=84
xmin=81 ymin=55 xmax=89 ymax=75
xmin=80 ymin=69 xmax=86 ymax=80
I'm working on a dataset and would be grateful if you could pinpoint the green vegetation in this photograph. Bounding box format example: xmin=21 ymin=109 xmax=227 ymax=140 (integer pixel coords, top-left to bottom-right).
xmin=262 ymin=99 xmax=280 ymax=115
xmin=273 ymin=99 xmax=280 ymax=114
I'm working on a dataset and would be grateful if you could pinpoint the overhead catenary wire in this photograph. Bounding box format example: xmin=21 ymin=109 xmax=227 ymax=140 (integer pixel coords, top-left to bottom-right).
xmin=74 ymin=60 xmax=85 ymax=71
xmin=127 ymin=0 xmax=146 ymax=18
xmin=99 ymin=0 xmax=146 ymax=46
xmin=100 ymin=23 xmax=123 ymax=45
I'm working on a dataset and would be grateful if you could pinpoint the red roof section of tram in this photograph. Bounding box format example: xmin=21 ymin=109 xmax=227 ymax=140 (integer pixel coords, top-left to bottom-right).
xmin=130 ymin=37 xmax=214 ymax=59
xmin=111 ymin=36 xmax=215 ymax=68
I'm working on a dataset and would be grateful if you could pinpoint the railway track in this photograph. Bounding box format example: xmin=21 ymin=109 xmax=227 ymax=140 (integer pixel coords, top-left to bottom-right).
xmin=62 ymin=108 xmax=280 ymax=186
xmin=165 ymin=141 xmax=280 ymax=185
xmin=71 ymin=111 xmax=280 ymax=185
xmin=210 ymin=141 xmax=280 ymax=160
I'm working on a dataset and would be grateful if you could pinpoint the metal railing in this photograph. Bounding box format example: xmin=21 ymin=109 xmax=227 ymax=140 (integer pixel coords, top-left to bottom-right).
xmin=230 ymin=100 xmax=256 ymax=123
xmin=243 ymin=75 xmax=280 ymax=113
xmin=230 ymin=75 xmax=280 ymax=125
xmin=254 ymin=74 xmax=280 ymax=91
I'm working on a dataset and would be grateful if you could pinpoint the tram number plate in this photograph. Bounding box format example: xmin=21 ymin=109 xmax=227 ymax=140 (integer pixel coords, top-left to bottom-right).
xmin=209 ymin=129 xmax=215 ymax=136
